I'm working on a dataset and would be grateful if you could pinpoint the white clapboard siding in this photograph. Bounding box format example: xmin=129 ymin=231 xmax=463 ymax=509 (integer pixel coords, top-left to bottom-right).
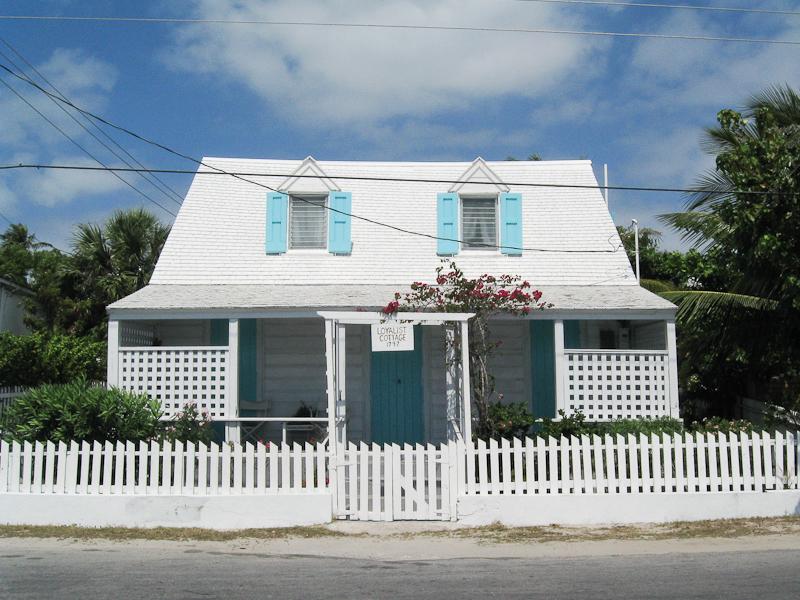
xmin=0 ymin=440 xmax=328 ymax=496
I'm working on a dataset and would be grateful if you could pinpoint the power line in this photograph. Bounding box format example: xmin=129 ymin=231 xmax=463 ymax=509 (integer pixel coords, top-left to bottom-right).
xmin=0 ymin=65 xmax=626 ymax=253
xmin=0 ymin=73 xmax=177 ymax=217
xmin=517 ymin=0 xmax=800 ymax=17
xmin=2 ymin=163 xmax=797 ymax=198
xmin=0 ymin=42 xmax=183 ymax=209
xmin=0 ymin=39 xmax=184 ymax=207
xmin=0 ymin=14 xmax=797 ymax=46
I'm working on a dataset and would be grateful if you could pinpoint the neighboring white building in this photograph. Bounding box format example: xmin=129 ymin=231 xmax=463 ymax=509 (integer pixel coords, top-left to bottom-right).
xmin=107 ymin=157 xmax=678 ymax=444
xmin=0 ymin=277 xmax=31 ymax=336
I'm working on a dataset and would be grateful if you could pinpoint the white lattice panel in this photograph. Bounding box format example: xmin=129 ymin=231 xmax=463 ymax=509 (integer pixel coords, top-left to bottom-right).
xmin=120 ymin=322 xmax=155 ymax=346
xmin=564 ymin=351 xmax=670 ymax=421
xmin=118 ymin=348 xmax=228 ymax=418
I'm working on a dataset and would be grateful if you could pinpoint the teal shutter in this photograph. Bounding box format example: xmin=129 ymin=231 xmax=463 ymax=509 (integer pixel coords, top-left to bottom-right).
xmin=328 ymin=191 xmax=352 ymax=254
xmin=564 ymin=320 xmax=581 ymax=349
xmin=530 ymin=321 xmax=556 ymax=419
xmin=500 ymin=192 xmax=522 ymax=255
xmin=437 ymin=193 xmax=459 ymax=255
xmin=265 ymin=192 xmax=288 ymax=254
xmin=210 ymin=319 xmax=229 ymax=345
xmin=238 ymin=319 xmax=258 ymax=402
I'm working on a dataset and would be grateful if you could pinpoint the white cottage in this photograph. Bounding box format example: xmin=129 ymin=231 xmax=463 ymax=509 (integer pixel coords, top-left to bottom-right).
xmin=107 ymin=157 xmax=678 ymax=446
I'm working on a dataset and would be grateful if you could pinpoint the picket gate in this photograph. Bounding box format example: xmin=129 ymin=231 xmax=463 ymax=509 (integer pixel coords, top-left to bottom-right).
xmin=334 ymin=442 xmax=454 ymax=521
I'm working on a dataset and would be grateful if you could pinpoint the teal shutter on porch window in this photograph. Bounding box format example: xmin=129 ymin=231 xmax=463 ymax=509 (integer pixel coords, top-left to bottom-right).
xmin=499 ymin=192 xmax=522 ymax=255
xmin=530 ymin=320 xmax=556 ymax=419
xmin=210 ymin=319 xmax=229 ymax=345
xmin=265 ymin=192 xmax=288 ymax=254
xmin=328 ymin=191 xmax=352 ymax=254
xmin=238 ymin=319 xmax=258 ymax=402
xmin=436 ymin=193 xmax=459 ymax=255
xmin=564 ymin=320 xmax=581 ymax=349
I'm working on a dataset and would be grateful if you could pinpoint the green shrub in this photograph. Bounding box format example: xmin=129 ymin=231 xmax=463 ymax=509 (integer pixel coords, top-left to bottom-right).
xmin=1 ymin=378 xmax=215 ymax=445
xmin=159 ymin=403 xmax=214 ymax=445
xmin=0 ymin=332 xmax=105 ymax=387
xmin=484 ymin=401 xmax=536 ymax=439
xmin=1 ymin=378 xmax=160 ymax=443
xmin=538 ymin=410 xmax=685 ymax=439
xmin=688 ymin=416 xmax=754 ymax=434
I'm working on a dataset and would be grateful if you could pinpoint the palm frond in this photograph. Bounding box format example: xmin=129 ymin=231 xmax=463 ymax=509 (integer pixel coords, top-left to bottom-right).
xmin=748 ymin=84 xmax=800 ymax=127
xmin=657 ymin=211 xmax=729 ymax=250
xmin=661 ymin=290 xmax=777 ymax=324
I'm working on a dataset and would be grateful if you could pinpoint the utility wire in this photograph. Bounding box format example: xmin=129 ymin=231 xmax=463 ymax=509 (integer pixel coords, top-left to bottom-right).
xmin=0 ymin=44 xmax=183 ymax=209
xmin=0 ymin=38 xmax=185 ymax=206
xmin=0 ymin=14 xmax=797 ymax=46
xmin=517 ymin=0 xmax=800 ymax=17
xmin=1 ymin=163 xmax=798 ymax=198
xmin=0 ymin=64 xmax=622 ymax=253
xmin=0 ymin=74 xmax=176 ymax=217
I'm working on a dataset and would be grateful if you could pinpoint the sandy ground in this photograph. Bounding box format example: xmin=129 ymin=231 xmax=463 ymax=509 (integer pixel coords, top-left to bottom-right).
xmin=3 ymin=519 xmax=800 ymax=561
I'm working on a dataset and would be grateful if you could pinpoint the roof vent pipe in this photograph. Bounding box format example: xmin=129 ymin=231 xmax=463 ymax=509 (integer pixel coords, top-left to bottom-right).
xmin=603 ymin=163 xmax=609 ymax=207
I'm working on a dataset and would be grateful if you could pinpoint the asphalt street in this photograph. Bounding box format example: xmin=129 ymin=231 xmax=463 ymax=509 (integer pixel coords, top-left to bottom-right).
xmin=1 ymin=539 xmax=799 ymax=599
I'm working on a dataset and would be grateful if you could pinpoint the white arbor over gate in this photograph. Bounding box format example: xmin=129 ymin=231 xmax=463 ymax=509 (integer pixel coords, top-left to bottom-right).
xmin=317 ymin=311 xmax=474 ymax=519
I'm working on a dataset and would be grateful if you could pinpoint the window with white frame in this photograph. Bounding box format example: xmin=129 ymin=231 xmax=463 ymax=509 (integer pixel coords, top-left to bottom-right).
xmin=460 ymin=196 xmax=497 ymax=250
xmin=289 ymin=195 xmax=328 ymax=249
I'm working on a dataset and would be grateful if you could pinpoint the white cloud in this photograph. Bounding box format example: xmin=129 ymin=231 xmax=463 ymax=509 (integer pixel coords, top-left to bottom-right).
xmin=0 ymin=48 xmax=128 ymax=209
xmin=164 ymin=0 xmax=608 ymax=127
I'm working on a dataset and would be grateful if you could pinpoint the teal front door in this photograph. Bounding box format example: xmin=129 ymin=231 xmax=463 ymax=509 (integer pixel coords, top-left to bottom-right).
xmin=370 ymin=327 xmax=424 ymax=444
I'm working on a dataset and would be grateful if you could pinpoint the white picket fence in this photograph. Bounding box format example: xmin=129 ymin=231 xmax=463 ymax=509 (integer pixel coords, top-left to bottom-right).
xmin=463 ymin=431 xmax=799 ymax=495
xmin=0 ymin=440 xmax=328 ymax=496
xmin=1 ymin=431 xmax=798 ymax=523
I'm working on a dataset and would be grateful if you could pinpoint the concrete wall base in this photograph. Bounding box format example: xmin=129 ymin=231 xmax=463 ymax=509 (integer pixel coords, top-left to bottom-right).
xmin=458 ymin=491 xmax=800 ymax=526
xmin=0 ymin=493 xmax=332 ymax=530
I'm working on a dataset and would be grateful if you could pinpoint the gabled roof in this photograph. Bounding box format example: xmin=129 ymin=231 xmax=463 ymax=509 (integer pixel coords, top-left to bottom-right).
xmin=138 ymin=158 xmax=653 ymax=312
xmin=277 ymin=156 xmax=340 ymax=193
xmin=448 ymin=157 xmax=509 ymax=194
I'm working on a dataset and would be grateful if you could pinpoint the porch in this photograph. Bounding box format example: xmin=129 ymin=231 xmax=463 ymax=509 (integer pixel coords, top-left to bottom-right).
xmin=106 ymin=312 xmax=679 ymax=445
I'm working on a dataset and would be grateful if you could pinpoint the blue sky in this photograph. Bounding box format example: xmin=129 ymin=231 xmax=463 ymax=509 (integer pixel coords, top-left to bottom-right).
xmin=1 ymin=0 xmax=798 ymax=251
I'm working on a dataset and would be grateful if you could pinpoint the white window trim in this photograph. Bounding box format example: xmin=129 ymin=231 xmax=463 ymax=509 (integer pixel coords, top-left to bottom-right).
xmin=458 ymin=193 xmax=499 ymax=252
xmin=288 ymin=193 xmax=329 ymax=251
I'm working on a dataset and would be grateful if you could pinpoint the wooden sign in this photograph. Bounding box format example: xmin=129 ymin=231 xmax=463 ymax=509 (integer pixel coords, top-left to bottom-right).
xmin=371 ymin=323 xmax=414 ymax=352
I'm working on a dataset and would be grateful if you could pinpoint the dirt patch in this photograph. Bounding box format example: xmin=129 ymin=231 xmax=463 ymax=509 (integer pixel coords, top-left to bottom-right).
xmin=410 ymin=516 xmax=800 ymax=544
xmin=0 ymin=524 xmax=351 ymax=542
xmin=2 ymin=516 xmax=799 ymax=544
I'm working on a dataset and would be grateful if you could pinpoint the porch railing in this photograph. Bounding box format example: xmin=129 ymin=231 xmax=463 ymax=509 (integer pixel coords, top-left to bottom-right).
xmin=118 ymin=346 xmax=230 ymax=419
xmin=562 ymin=349 xmax=672 ymax=420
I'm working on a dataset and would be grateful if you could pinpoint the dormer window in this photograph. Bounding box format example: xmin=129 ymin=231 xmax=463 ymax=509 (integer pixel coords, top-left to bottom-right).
xmin=461 ymin=196 xmax=497 ymax=251
xmin=289 ymin=195 xmax=328 ymax=249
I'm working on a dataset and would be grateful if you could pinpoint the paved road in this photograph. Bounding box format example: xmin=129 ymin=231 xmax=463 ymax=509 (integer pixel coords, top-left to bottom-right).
xmin=1 ymin=539 xmax=799 ymax=599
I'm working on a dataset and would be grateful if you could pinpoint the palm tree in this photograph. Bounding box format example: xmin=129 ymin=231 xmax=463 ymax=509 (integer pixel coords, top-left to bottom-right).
xmin=656 ymin=85 xmax=800 ymax=414
xmin=659 ymin=84 xmax=800 ymax=325
xmin=67 ymin=208 xmax=170 ymax=333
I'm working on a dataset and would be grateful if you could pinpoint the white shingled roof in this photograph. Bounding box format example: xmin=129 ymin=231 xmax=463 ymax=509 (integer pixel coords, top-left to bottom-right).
xmin=109 ymin=284 xmax=675 ymax=315
xmin=111 ymin=157 xmax=674 ymax=314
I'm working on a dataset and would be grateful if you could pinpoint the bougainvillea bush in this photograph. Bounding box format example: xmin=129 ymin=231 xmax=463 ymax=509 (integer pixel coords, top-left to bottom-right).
xmin=384 ymin=260 xmax=548 ymax=439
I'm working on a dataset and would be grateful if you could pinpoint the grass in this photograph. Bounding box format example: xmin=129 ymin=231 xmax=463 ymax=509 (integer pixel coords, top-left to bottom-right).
xmin=1 ymin=516 xmax=799 ymax=543
xmin=0 ymin=524 xmax=350 ymax=542
xmin=414 ymin=516 xmax=800 ymax=544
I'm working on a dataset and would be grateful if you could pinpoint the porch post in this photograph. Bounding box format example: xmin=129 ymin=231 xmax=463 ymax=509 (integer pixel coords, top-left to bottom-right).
xmin=335 ymin=323 xmax=347 ymax=449
xmin=226 ymin=318 xmax=240 ymax=443
xmin=666 ymin=319 xmax=680 ymax=418
xmin=460 ymin=320 xmax=472 ymax=443
xmin=106 ymin=319 xmax=120 ymax=388
xmin=553 ymin=319 xmax=566 ymax=415
xmin=445 ymin=325 xmax=460 ymax=442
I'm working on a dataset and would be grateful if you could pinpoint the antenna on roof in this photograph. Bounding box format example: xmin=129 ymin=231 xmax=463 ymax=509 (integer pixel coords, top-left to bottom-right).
xmin=603 ymin=164 xmax=609 ymax=207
